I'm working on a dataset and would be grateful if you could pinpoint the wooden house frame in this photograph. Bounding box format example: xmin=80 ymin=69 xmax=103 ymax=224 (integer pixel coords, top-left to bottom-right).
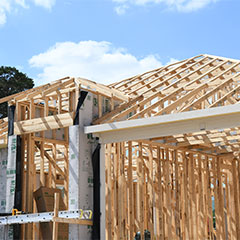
xmin=1 ymin=54 xmax=240 ymax=239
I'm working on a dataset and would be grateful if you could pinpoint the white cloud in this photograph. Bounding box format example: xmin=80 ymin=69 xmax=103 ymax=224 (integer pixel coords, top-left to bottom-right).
xmin=32 ymin=0 xmax=56 ymax=9
xmin=0 ymin=9 xmax=7 ymax=25
xmin=114 ymin=4 xmax=129 ymax=15
xmin=29 ymin=40 xmax=168 ymax=85
xmin=113 ymin=0 xmax=219 ymax=13
xmin=0 ymin=1 xmax=10 ymax=25
xmin=0 ymin=0 xmax=56 ymax=26
xmin=15 ymin=0 xmax=28 ymax=8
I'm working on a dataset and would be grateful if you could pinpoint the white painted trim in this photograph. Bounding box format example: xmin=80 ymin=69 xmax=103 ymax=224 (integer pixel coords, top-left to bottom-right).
xmin=85 ymin=104 xmax=240 ymax=143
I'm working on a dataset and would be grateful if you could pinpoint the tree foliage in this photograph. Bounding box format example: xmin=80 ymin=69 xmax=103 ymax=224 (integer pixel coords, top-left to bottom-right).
xmin=0 ymin=66 xmax=34 ymax=118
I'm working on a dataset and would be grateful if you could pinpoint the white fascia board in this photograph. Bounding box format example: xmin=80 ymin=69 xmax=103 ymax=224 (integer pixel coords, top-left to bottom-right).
xmin=84 ymin=104 xmax=240 ymax=144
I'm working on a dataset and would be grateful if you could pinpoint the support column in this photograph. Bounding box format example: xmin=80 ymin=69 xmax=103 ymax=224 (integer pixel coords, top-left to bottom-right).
xmin=100 ymin=143 xmax=106 ymax=240
xmin=68 ymin=92 xmax=94 ymax=240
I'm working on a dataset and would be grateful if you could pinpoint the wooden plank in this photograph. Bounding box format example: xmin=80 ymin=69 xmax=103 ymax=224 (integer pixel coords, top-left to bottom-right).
xmin=128 ymin=141 xmax=134 ymax=239
xmin=213 ymin=157 xmax=220 ymax=240
xmin=138 ymin=142 xmax=144 ymax=240
xmin=114 ymin=143 xmax=119 ymax=238
xmin=165 ymin=149 xmax=172 ymax=239
xmin=58 ymin=93 xmax=62 ymax=114
xmin=25 ymin=134 xmax=34 ymax=239
xmin=98 ymin=95 xmax=103 ymax=118
xmin=216 ymin=157 xmax=226 ymax=239
xmin=106 ymin=144 xmax=112 ymax=240
xmin=52 ymin=144 xmax=57 ymax=188
xmin=53 ymin=217 xmax=93 ymax=225
xmin=174 ymin=150 xmax=181 ymax=239
xmin=35 ymin=142 xmax=65 ymax=178
xmin=52 ymin=193 xmax=59 ymax=240
xmin=44 ymin=97 xmax=49 ymax=117
xmin=232 ymin=158 xmax=240 ymax=239
xmin=14 ymin=112 xmax=74 ymax=135
xmin=21 ymin=135 xmax=26 ymax=240
xmin=76 ymin=77 xmax=129 ymax=101
xmin=206 ymin=156 xmax=214 ymax=238
xmin=148 ymin=143 xmax=154 ymax=237
xmin=33 ymin=136 xmax=68 ymax=145
xmin=40 ymin=141 xmax=45 ymax=186
xmin=189 ymin=153 xmax=195 ymax=239
xmin=63 ymin=144 xmax=69 ymax=208
xmin=183 ymin=151 xmax=189 ymax=239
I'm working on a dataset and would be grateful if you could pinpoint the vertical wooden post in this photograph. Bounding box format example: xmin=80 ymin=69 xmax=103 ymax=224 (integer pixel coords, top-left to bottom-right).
xmin=52 ymin=193 xmax=60 ymax=240
xmin=232 ymin=158 xmax=240 ymax=239
xmin=138 ymin=142 xmax=144 ymax=239
xmin=188 ymin=153 xmax=193 ymax=240
xmin=213 ymin=156 xmax=221 ymax=240
xmin=25 ymin=133 xmax=34 ymax=239
xmin=106 ymin=144 xmax=112 ymax=240
xmin=44 ymin=97 xmax=49 ymax=117
xmin=165 ymin=148 xmax=172 ymax=239
xmin=63 ymin=143 xmax=69 ymax=208
xmin=174 ymin=150 xmax=180 ymax=239
xmin=98 ymin=95 xmax=102 ymax=118
xmin=206 ymin=157 xmax=214 ymax=238
xmin=39 ymin=105 xmax=45 ymax=187
xmin=68 ymin=92 xmax=73 ymax=113
xmin=58 ymin=93 xmax=62 ymax=114
xmin=148 ymin=143 xmax=154 ymax=237
xmin=113 ymin=143 xmax=118 ymax=237
xmin=183 ymin=151 xmax=189 ymax=239
xmin=229 ymin=166 xmax=236 ymax=239
xmin=100 ymin=143 xmax=106 ymax=240
xmin=110 ymin=98 xmax=114 ymax=111
xmin=128 ymin=141 xmax=134 ymax=239
xmin=217 ymin=157 xmax=225 ymax=239
xmin=40 ymin=142 xmax=45 ymax=186
xmin=52 ymin=144 xmax=57 ymax=188
xmin=63 ymin=126 xmax=69 ymax=208
xmin=118 ymin=143 xmax=123 ymax=240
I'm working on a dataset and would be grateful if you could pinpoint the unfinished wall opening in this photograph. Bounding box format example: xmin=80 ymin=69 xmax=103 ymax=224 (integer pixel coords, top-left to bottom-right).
xmin=104 ymin=140 xmax=240 ymax=239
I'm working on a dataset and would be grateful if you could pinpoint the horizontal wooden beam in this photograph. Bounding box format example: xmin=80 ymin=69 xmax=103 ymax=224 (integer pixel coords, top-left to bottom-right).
xmin=33 ymin=136 xmax=68 ymax=145
xmin=14 ymin=112 xmax=74 ymax=135
xmin=52 ymin=217 xmax=93 ymax=226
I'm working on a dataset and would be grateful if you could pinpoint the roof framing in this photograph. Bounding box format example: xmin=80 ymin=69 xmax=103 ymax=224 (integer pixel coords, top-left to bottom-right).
xmin=1 ymin=53 xmax=240 ymax=155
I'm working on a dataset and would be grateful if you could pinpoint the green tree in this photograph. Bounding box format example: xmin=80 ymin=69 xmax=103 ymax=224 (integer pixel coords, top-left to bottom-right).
xmin=0 ymin=66 xmax=34 ymax=118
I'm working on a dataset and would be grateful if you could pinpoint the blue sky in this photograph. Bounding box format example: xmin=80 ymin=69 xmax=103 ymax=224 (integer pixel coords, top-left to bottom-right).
xmin=0 ymin=0 xmax=239 ymax=85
